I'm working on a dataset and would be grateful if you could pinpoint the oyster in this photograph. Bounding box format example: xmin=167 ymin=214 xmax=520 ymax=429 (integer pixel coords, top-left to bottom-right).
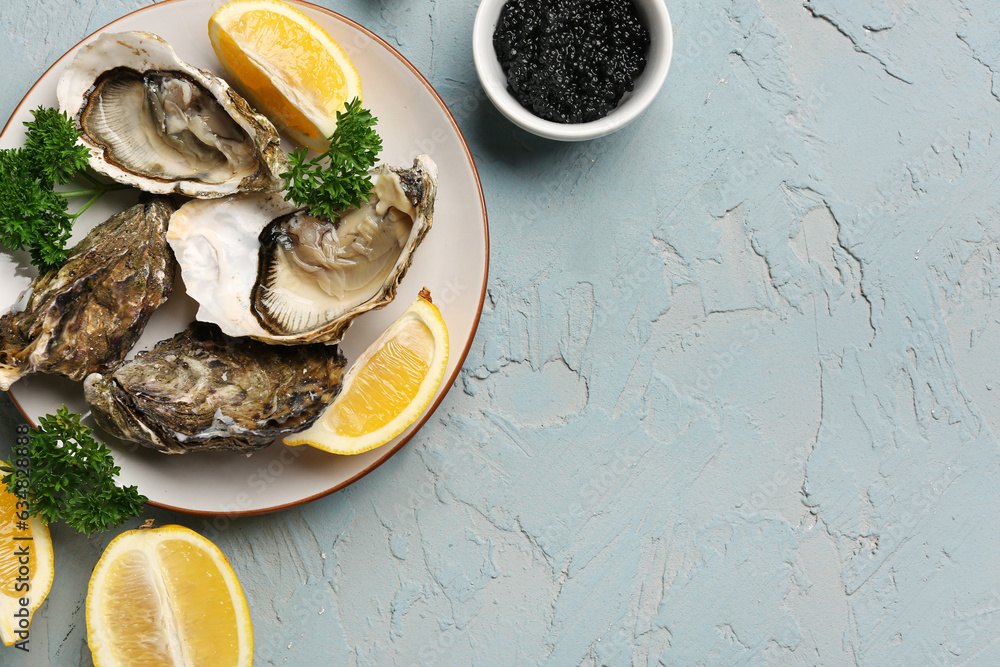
xmin=57 ymin=31 xmax=287 ymax=198
xmin=84 ymin=322 xmax=347 ymax=454
xmin=168 ymin=154 xmax=437 ymax=345
xmin=0 ymin=198 xmax=176 ymax=391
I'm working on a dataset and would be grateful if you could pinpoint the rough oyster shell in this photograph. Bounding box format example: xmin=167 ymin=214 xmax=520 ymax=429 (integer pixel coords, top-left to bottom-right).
xmin=57 ymin=31 xmax=288 ymax=198
xmin=167 ymin=154 xmax=437 ymax=345
xmin=83 ymin=322 xmax=347 ymax=454
xmin=0 ymin=198 xmax=176 ymax=391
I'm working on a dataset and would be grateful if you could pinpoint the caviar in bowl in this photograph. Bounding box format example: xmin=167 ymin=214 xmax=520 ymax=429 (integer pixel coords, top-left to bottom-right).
xmin=472 ymin=0 xmax=673 ymax=141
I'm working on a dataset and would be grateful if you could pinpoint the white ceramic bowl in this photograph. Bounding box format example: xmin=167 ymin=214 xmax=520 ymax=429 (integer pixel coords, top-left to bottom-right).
xmin=472 ymin=0 xmax=673 ymax=141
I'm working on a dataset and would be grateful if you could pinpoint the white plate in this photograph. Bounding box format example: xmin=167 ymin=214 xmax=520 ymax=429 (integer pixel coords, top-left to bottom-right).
xmin=0 ymin=0 xmax=489 ymax=515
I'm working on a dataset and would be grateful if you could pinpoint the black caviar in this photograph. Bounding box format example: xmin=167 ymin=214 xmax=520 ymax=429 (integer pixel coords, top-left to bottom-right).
xmin=493 ymin=0 xmax=651 ymax=124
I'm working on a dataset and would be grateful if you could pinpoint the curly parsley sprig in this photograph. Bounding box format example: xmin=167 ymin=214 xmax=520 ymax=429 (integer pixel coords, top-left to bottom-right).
xmin=281 ymin=98 xmax=383 ymax=221
xmin=0 ymin=106 xmax=127 ymax=272
xmin=1 ymin=406 xmax=147 ymax=536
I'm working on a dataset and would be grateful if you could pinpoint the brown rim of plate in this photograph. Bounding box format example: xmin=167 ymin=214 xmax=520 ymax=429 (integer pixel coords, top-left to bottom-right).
xmin=2 ymin=0 xmax=490 ymax=518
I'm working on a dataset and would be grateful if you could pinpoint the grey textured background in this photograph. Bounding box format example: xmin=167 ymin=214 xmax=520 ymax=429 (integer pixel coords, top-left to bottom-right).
xmin=5 ymin=0 xmax=1000 ymax=665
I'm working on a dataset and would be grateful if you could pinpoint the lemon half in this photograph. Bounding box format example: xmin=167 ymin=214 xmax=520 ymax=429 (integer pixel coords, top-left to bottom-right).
xmin=286 ymin=289 xmax=450 ymax=455
xmin=0 ymin=485 xmax=53 ymax=646
xmin=209 ymin=0 xmax=363 ymax=151
xmin=86 ymin=523 xmax=253 ymax=667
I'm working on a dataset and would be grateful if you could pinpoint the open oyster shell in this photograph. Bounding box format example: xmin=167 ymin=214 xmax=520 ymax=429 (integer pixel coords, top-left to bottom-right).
xmin=0 ymin=198 xmax=176 ymax=391
xmin=167 ymin=154 xmax=437 ymax=345
xmin=57 ymin=31 xmax=288 ymax=198
xmin=84 ymin=322 xmax=347 ymax=454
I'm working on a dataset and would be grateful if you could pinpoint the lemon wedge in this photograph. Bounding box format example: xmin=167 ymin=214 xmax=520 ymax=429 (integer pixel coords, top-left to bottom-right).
xmin=209 ymin=0 xmax=363 ymax=151
xmin=86 ymin=523 xmax=253 ymax=667
xmin=0 ymin=484 xmax=53 ymax=646
xmin=286 ymin=289 xmax=450 ymax=455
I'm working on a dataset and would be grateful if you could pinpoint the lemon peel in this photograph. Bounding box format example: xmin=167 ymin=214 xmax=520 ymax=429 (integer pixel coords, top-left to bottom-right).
xmin=86 ymin=522 xmax=253 ymax=667
xmin=286 ymin=288 xmax=450 ymax=455
xmin=0 ymin=484 xmax=52 ymax=647
xmin=209 ymin=0 xmax=363 ymax=151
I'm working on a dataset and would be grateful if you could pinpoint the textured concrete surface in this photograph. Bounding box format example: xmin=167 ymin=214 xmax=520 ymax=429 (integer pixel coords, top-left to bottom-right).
xmin=3 ymin=0 xmax=1000 ymax=665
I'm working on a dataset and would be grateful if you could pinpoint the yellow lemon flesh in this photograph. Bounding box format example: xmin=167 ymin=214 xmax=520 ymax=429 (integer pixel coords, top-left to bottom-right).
xmin=286 ymin=289 xmax=450 ymax=455
xmin=209 ymin=0 xmax=363 ymax=151
xmin=0 ymin=485 xmax=53 ymax=646
xmin=86 ymin=524 xmax=253 ymax=667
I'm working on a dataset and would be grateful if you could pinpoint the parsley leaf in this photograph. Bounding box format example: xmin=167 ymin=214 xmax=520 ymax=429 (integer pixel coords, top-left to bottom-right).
xmin=0 ymin=106 xmax=124 ymax=272
xmin=0 ymin=147 xmax=74 ymax=271
xmin=282 ymin=98 xmax=383 ymax=220
xmin=22 ymin=106 xmax=91 ymax=185
xmin=1 ymin=406 xmax=147 ymax=536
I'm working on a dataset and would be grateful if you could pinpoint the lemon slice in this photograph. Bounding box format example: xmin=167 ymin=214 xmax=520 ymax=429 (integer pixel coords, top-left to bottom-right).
xmin=286 ymin=289 xmax=450 ymax=455
xmin=0 ymin=485 xmax=53 ymax=646
xmin=86 ymin=523 xmax=253 ymax=667
xmin=209 ymin=0 xmax=363 ymax=151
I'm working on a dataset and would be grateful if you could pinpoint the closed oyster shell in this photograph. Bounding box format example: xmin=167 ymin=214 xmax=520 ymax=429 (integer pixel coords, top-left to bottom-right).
xmin=83 ymin=322 xmax=347 ymax=453
xmin=57 ymin=31 xmax=288 ymax=198
xmin=168 ymin=154 xmax=437 ymax=345
xmin=0 ymin=198 xmax=176 ymax=391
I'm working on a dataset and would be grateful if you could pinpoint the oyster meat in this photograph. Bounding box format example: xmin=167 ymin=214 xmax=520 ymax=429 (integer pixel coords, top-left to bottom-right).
xmin=84 ymin=322 xmax=347 ymax=454
xmin=0 ymin=198 xmax=176 ymax=391
xmin=168 ymin=154 xmax=438 ymax=345
xmin=57 ymin=31 xmax=287 ymax=198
